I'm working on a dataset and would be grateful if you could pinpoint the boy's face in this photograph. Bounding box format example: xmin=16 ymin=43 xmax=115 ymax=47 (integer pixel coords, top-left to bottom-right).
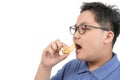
xmin=73 ymin=10 xmax=107 ymax=61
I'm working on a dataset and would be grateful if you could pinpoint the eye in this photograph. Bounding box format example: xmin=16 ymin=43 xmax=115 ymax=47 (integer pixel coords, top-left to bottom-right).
xmin=81 ymin=25 xmax=87 ymax=30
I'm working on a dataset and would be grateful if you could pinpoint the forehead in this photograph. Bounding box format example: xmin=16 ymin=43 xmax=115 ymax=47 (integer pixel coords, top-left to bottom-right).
xmin=76 ymin=10 xmax=100 ymax=27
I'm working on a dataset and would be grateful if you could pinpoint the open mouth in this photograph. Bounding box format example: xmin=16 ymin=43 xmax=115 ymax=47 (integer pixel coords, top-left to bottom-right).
xmin=75 ymin=44 xmax=82 ymax=50
xmin=75 ymin=44 xmax=82 ymax=53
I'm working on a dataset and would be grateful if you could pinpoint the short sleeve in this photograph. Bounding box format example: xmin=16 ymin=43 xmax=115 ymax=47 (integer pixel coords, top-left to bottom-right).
xmin=51 ymin=63 xmax=68 ymax=80
xmin=51 ymin=59 xmax=81 ymax=80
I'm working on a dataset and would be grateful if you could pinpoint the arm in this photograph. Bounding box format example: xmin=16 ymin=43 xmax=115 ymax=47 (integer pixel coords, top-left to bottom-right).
xmin=34 ymin=63 xmax=52 ymax=80
xmin=34 ymin=39 xmax=69 ymax=80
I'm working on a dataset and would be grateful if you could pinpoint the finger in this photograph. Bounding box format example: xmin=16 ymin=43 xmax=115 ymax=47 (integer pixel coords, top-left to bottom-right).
xmin=47 ymin=41 xmax=60 ymax=57
xmin=51 ymin=39 xmax=63 ymax=51
xmin=48 ymin=47 xmax=54 ymax=58
xmin=58 ymin=54 xmax=69 ymax=62
xmin=47 ymin=46 xmax=54 ymax=58
xmin=51 ymin=42 xmax=57 ymax=52
xmin=61 ymin=42 xmax=69 ymax=49
xmin=55 ymin=39 xmax=63 ymax=51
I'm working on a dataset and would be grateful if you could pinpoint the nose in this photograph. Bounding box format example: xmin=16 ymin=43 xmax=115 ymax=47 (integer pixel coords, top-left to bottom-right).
xmin=73 ymin=31 xmax=80 ymax=39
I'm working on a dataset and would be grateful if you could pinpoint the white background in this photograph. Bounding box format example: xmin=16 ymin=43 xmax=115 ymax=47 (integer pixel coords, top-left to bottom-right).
xmin=0 ymin=0 xmax=120 ymax=80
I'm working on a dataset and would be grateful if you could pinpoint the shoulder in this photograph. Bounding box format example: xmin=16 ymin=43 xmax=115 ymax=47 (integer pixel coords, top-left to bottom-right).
xmin=62 ymin=59 xmax=83 ymax=73
xmin=51 ymin=59 xmax=83 ymax=80
xmin=65 ymin=59 xmax=82 ymax=68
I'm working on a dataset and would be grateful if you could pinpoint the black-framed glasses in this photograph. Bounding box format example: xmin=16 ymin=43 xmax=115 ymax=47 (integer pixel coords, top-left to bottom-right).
xmin=69 ymin=24 xmax=109 ymax=35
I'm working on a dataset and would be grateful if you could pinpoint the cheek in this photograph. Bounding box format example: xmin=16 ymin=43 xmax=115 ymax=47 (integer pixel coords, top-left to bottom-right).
xmin=84 ymin=36 xmax=96 ymax=46
xmin=82 ymin=37 xmax=101 ymax=60
xmin=83 ymin=35 xmax=103 ymax=51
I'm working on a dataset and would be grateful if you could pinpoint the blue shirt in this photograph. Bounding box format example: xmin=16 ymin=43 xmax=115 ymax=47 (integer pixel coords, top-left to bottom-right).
xmin=51 ymin=54 xmax=120 ymax=80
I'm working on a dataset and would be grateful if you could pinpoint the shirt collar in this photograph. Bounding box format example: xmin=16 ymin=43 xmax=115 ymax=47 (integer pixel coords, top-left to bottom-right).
xmin=91 ymin=53 xmax=120 ymax=80
xmin=77 ymin=61 xmax=89 ymax=73
xmin=77 ymin=53 xmax=120 ymax=80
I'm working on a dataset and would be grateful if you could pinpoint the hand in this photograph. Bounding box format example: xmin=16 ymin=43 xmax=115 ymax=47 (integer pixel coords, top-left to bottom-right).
xmin=40 ymin=39 xmax=69 ymax=69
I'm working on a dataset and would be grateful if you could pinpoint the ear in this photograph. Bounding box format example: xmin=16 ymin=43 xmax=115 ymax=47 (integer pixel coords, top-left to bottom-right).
xmin=104 ymin=31 xmax=114 ymax=44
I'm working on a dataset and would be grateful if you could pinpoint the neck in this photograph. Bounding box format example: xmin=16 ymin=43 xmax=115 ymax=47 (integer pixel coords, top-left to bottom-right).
xmin=88 ymin=52 xmax=113 ymax=71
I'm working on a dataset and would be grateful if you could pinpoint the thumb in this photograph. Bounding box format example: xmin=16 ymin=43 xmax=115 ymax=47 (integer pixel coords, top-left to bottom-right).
xmin=62 ymin=43 xmax=69 ymax=49
xmin=58 ymin=54 xmax=69 ymax=62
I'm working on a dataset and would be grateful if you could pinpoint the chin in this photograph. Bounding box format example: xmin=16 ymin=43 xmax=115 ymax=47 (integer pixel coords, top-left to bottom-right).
xmin=76 ymin=54 xmax=86 ymax=61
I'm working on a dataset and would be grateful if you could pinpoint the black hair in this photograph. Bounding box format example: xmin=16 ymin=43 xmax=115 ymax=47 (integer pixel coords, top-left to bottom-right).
xmin=80 ymin=2 xmax=120 ymax=46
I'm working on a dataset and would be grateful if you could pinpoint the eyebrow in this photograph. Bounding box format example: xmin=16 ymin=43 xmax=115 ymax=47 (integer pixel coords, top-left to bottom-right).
xmin=75 ymin=22 xmax=89 ymax=27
